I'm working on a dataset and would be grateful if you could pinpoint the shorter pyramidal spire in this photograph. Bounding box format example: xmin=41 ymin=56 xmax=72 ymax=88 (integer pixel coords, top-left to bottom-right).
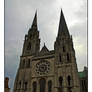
xmin=31 ymin=11 xmax=38 ymax=30
xmin=57 ymin=9 xmax=70 ymax=38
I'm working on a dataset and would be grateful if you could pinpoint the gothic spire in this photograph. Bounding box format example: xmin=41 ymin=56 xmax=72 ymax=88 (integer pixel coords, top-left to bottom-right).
xmin=57 ymin=9 xmax=70 ymax=38
xmin=31 ymin=11 xmax=38 ymax=30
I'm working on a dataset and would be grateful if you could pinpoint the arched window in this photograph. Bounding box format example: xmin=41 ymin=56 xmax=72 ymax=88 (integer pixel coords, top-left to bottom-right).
xmin=63 ymin=46 xmax=65 ymax=52
xmin=19 ymin=81 xmax=21 ymax=89
xmin=67 ymin=53 xmax=70 ymax=61
xmin=23 ymin=59 xmax=25 ymax=68
xmin=67 ymin=76 xmax=71 ymax=86
xmin=59 ymin=54 xmax=62 ymax=62
xmin=27 ymin=42 xmax=31 ymax=50
xmin=58 ymin=77 xmax=63 ymax=92
xmin=33 ymin=82 xmax=37 ymax=92
xmin=59 ymin=76 xmax=63 ymax=86
xmin=27 ymin=59 xmax=30 ymax=68
xmin=39 ymin=78 xmax=46 ymax=92
xmin=24 ymin=82 xmax=27 ymax=90
xmin=48 ymin=80 xmax=52 ymax=92
xmin=67 ymin=76 xmax=72 ymax=92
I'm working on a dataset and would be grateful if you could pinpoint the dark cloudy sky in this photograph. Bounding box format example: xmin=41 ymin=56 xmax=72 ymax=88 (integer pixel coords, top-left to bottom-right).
xmin=5 ymin=0 xmax=87 ymax=91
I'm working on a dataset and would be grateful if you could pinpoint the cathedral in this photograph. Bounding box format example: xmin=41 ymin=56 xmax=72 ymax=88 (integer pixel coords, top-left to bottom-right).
xmin=13 ymin=9 xmax=81 ymax=92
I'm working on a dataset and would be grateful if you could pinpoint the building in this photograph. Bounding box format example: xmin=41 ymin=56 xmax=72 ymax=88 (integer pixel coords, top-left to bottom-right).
xmin=5 ymin=77 xmax=10 ymax=92
xmin=78 ymin=67 xmax=88 ymax=92
xmin=13 ymin=9 xmax=81 ymax=92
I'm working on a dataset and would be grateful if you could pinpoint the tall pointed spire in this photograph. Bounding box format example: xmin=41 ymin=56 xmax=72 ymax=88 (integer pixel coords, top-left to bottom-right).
xmin=57 ymin=9 xmax=70 ymax=38
xmin=31 ymin=11 xmax=38 ymax=30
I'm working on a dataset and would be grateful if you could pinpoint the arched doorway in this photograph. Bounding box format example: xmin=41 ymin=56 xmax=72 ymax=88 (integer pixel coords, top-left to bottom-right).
xmin=33 ymin=81 xmax=37 ymax=92
xmin=59 ymin=76 xmax=63 ymax=92
xmin=39 ymin=78 xmax=46 ymax=92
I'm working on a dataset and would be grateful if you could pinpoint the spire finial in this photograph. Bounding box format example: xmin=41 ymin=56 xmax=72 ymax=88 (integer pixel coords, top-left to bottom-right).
xmin=44 ymin=43 xmax=45 ymax=46
xmin=57 ymin=9 xmax=70 ymax=38
xmin=36 ymin=9 xmax=37 ymax=15
xmin=31 ymin=11 xmax=38 ymax=30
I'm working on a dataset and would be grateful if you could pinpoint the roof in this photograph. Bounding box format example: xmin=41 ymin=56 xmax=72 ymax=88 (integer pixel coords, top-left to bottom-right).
xmin=78 ymin=72 xmax=86 ymax=78
xmin=40 ymin=43 xmax=49 ymax=54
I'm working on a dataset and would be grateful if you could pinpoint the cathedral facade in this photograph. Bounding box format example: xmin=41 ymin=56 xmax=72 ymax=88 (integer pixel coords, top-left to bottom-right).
xmin=13 ymin=9 xmax=81 ymax=92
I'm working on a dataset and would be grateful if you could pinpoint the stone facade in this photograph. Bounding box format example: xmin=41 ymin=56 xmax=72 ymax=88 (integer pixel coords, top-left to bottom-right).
xmin=13 ymin=9 xmax=81 ymax=92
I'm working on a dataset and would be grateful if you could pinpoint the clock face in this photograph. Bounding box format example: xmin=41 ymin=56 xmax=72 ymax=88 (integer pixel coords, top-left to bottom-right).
xmin=36 ymin=60 xmax=50 ymax=75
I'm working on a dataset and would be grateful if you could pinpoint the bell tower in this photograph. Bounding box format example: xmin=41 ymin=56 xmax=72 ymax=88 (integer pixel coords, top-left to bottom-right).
xmin=22 ymin=11 xmax=40 ymax=56
xmin=54 ymin=9 xmax=74 ymax=64
xmin=54 ymin=9 xmax=80 ymax=92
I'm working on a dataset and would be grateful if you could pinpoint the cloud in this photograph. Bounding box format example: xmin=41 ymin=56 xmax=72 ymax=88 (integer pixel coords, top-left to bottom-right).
xmin=68 ymin=0 xmax=87 ymax=71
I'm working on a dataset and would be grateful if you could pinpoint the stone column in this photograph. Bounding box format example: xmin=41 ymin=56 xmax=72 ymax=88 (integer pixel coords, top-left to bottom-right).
xmin=45 ymin=79 xmax=48 ymax=92
xmin=37 ymin=79 xmax=40 ymax=92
